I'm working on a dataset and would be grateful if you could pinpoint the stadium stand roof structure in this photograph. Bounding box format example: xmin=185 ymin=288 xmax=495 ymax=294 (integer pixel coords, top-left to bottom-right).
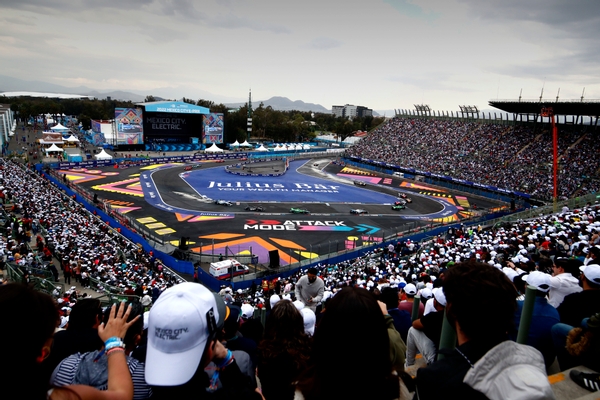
xmin=489 ymin=100 xmax=600 ymax=126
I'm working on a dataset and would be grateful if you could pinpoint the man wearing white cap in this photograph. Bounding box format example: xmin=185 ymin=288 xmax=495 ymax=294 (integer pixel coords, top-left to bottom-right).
xmin=398 ymin=283 xmax=424 ymax=318
xmin=513 ymin=271 xmax=560 ymax=368
xmin=405 ymin=287 xmax=446 ymax=366
xmin=557 ymin=264 xmax=600 ymax=327
xmin=145 ymin=282 xmax=261 ymax=399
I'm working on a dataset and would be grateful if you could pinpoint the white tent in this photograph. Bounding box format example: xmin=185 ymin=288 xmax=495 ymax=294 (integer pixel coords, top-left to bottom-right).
xmin=205 ymin=143 xmax=224 ymax=152
xmin=230 ymin=140 xmax=240 ymax=147
xmin=256 ymin=144 xmax=268 ymax=151
xmin=64 ymin=135 xmax=80 ymax=142
xmin=94 ymin=149 xmax=113 ymax=160
xmin=303 ymin=144 xmax=311 ymax=150
xmin=45 ymin=144 xmax=63 ymax=153
xmin=240 ymin=140 xmax=252 ymax=147
xmin=50 ymin=123 xmax=69 ymax=131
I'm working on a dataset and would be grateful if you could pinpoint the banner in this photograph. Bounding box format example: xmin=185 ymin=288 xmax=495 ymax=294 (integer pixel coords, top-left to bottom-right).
xmin=115 ymin=108 xmax=144 ymax=145
xmin=202 ymin=113 xmax=224 ymax=144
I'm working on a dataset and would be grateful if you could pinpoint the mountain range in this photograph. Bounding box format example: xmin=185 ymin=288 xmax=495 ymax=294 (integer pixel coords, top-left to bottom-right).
xmin=0 ymin=74 xmax=334 ymax=114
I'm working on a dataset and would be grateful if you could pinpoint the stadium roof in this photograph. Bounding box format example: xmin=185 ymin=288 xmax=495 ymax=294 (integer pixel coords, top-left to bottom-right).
xmin=136 ymin=101 xmax=210 ymax=114
xmin=489 ymin=100 xmax=600 ymax=117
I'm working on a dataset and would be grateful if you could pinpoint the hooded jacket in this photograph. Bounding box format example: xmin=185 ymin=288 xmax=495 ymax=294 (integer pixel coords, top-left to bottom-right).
xmin=463 ymin=341 xmax=555 ymax=400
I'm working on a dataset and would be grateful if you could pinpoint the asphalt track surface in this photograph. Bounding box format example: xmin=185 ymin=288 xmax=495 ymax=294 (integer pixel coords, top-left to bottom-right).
xmin=70 ymin=157 xmax=505 ymax=268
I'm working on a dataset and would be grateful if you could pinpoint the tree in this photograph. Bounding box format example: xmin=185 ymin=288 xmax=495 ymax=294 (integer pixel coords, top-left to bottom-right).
xmin=144 ymin=95 xmax=156 ymax=102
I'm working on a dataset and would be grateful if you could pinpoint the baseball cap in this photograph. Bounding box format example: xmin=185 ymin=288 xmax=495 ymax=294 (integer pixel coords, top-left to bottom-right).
xmin=241 ymin=303 xmax=254 ymax=319
xmin=580 ymin=264 xmax=600 ymax=284
xmin=270 ymin=294 xmax=281 ymax=308
xmin=420 ymin=288 xmax=433 ymax=300
xmin=433 ymin=287 xmax=447 ymax=306
xmin=301 ymin=308 xmax=316 ymax=336
xmin=145 ymin=283 xmax=223 ymax=386
xmin=404 ymin=283 xmax=417 ymax=295
xmin=523 ymin=271 xmax=552 ymax=292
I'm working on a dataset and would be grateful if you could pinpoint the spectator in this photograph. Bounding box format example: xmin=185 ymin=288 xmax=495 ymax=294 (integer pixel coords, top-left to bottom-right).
xmin=380 ymin=286 xmax=412 ymax=342
xmin=398 ymin=283 xmax=424 ymax=318
xmin=414 ymin=261 xmax=553 ymax=399
xmin=513 ymin=271 xmax=560 ymax=369
xmin=295 ymin=267 xmax=324 ymax=312
xmin=405 ymin=287 xmax=446 ymax=367
xmin=548 ymin=257 xmax=583 ymax=308
xmin=43 ymin=298 xmax=104 ymax=379
xmin=257 ymin=300 xmax=312 ymax=400
xmin=295 ymin=287 xmax=409 ymax=400
xmin=50 ymin=301 xmax=151 ymax=399
xmin=0 ymin=283 xmax=140 ymax=400
xmin=144 ymin=282 xmax=261 ymax=400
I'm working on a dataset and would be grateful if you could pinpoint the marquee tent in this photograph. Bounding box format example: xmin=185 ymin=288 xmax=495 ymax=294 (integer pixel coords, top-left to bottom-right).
xmin=256 ymin=144 xmax=268 ymax=151
xmin=64 ymin=135 xmax=80 ymax=142
xmin=94 ymin=149 xmax=113 ymax=160
xmin=50 ymin=123 xmax=69 ymax=132
xmin=205 ymin=143 xmax=224 ymax=152
xmin=45 ymin=144 xmax=63 ymax=153
xmin=230 ymin=140 xmax=240 ymax=147
xmin=239 ymin=140 xmax=252 ymax=147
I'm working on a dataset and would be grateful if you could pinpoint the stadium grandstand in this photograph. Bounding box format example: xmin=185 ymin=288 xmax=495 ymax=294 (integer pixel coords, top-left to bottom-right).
xmin=2 ymin=98 xmax=600 ymax=398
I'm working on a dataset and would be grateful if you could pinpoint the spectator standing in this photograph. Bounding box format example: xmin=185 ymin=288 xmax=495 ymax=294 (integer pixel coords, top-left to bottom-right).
xmin=295 ymin=267 xmax=324 ymax=312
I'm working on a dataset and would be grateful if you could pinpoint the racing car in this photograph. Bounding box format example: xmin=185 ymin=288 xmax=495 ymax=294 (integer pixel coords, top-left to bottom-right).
xmin=350 ymin=209 xmax=368 ymax=215
xmin=245 ymin=206 xmax=264 ymax=212
xmin=391 ymin=204 xmax=406 ymax=210
xmin=395 ymin=200 xmax=407 ymax=206
xmin=215 ymin=199 xmax=233 ymax=206
xmin=353 ymin=181 xmax=367 ymax=187
xmin=398 ymin=193 xmax=412 ymax=202
xmin=290 ymin=207 xmax=310 ymax=214
xmin=215 ymin=159 xmax=225 ymax=163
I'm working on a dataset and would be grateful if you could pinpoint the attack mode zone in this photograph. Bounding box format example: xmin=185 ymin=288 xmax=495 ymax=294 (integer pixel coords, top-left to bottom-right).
xmin=244 ymin=220 xmax=346 ymax=230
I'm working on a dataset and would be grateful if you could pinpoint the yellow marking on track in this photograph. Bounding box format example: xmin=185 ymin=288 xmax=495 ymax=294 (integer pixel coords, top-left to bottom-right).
xmin=199 ymin=233 xmax=245 ymax=240
xmin=146 ymin=222 xmax=166 ymax=229
xmin=155 ymin=228 xmax=176 ymax=235
xmin=137 ymin=217 xmax=157 ymax=223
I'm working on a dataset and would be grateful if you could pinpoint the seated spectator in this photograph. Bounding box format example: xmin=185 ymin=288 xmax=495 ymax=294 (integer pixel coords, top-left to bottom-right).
xmin=513 ymin=271 xmax=560 ymax=369
xmin=380 ymin=286 xmax=412 ymax=343
xmin=398 ymin=283 xmax=424 ymax=318
xmin=0 ymin=283 xmax=141 ymax=400
xmin=257 ymin=299 xmax=312 ymax=400
xmin=295 ymin=287 xmax=409 ymax=400
xmin=144 ymin=282 xmax=261 ymax=400
xmin=548 ymin=257 xmax=583 ymax=308
xmin=405 ymin=287 xmax=446 ymax=366
xmin=415 ymin=261 xmax=553 ymax=399
xmin=50 ymin=301 xmax=151 ymax=399
xmin=43 ymin=298 xmax=104 ymax=380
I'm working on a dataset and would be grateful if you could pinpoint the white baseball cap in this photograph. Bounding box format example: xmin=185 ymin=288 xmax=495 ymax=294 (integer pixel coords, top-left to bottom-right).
xmin=145 ymin=283 xmax=222 ymax=386
xmin=580 ymin=264 xmax=600 ymax=284
xmin=433 ymin=287 xmax=447 ymax=306
xmin=523 ymin=271 xmax=552 ymax=292
xmin=301 ymin=308 xmax=316 ymax=336
xmin=404 ymin=283 xmax=417 ymax=295
xmin=241 ymin=303 xmax=255 ymax=319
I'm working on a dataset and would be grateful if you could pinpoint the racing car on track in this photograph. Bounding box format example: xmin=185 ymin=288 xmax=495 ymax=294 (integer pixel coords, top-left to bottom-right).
xmin=245 ymin=206 xmax=264 ymax=212
xmin=395 ymin=200 xmax=407 ymax=206
xmin=290 ymin=207 xmax=310 ymax=214
xmin=392 ymin=204 xmax=406 ymax=210
xmin=350 ymin=209 xmax=368 ymax=215
xmin=398 ymin=193 xmax=412 ymax=202
xmin=215 ymin=159 xmax=225 ymax=163
xmin=184 ymin=164 xmax=202 ymax=171
xmin=353 ymin=181 xmax=367 ymax=187
xmin=215 ymin=199 xmax=233 ymax=206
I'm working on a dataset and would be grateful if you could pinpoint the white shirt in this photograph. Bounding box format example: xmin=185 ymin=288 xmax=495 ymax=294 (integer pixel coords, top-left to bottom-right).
xmin=548 ymin=273 xmax=582 ymax=308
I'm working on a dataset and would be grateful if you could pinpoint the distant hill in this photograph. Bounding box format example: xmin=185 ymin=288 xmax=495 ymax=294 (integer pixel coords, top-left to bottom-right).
xmin=225 ymin=96 xmax=330 ymax=113
xmin=0 ymin=75 xmax=331 ymax=113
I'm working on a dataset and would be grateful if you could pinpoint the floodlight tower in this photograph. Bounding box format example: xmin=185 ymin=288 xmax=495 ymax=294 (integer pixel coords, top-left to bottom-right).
xmin=247 ymin=89 xmax=253 ymax=142
xmin=541 ymin=107 xmax=558 ymax=208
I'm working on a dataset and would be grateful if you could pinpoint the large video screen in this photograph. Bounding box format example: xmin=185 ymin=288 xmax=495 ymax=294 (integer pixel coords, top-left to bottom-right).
xmin=202 ymin=113 xmax=224 ymax=144
xmin=115 ymin=108 xmax=144 ymax=145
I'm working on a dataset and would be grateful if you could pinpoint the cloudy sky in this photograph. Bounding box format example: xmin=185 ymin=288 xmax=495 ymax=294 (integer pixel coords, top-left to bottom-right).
xmin=1 ymin=0 xmax=598 ymax=113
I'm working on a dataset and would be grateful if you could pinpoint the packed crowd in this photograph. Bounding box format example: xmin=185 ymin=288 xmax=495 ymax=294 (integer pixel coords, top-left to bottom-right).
xmin=0 ymin=159 xmax=183 ymax=297
xmin=345 ymin=118 xmax=600 ymax=200
xmin=2 ymin=123 xmax=600 ymax=399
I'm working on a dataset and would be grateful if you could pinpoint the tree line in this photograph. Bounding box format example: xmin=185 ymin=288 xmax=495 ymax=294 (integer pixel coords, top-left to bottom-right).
xmin=2 ymin=95 xmax=385 ymax=143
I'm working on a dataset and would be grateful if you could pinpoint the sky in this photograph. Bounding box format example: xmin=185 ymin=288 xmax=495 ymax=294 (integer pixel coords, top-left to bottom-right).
xmin=1 ymin=0 xmax=599 ymax=114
